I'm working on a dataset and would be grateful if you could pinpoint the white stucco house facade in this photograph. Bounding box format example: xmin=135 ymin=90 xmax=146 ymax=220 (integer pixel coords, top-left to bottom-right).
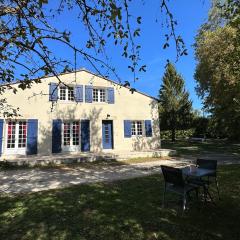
xmin=0 ymin=69 xmax=160 ymax=159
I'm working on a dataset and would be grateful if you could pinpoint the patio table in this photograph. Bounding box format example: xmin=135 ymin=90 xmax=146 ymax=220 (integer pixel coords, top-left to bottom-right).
xmin=182 ymin=167 xmax=215 ymax=202
xmin=182 ymin=167 xmax=215 ymax=178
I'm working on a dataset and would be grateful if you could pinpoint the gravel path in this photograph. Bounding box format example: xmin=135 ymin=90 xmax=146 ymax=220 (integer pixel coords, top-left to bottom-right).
xmin=0 ymin=159 xmax=188 ymax=195
xmin=1 ymin=154 xmax=239 ymax=195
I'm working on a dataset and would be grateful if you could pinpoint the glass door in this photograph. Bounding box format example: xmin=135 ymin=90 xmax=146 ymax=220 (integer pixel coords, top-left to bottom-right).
xmin=62 ymin=121 xmax=81 ymax=152
xmin=102 ymin=120 xmax=113 ymax=149
xmin=5 ymin=121 xmax=27 ymax=155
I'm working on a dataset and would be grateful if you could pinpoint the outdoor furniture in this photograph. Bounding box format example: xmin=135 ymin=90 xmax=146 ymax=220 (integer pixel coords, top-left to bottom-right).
xmin=183 ymin=166 xmax=216 ymax=202
xmin=161 ymin=165 xmax=199 ymax=211
xmin=196 ymin=158 xmax=220 ymax=199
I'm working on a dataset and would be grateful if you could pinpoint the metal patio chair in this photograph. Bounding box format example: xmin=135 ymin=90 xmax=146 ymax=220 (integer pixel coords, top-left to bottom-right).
xmin=196 ymin=158 xmax=220 ymax=199
xmin=161 ymin=165 xmax=199 ymax=211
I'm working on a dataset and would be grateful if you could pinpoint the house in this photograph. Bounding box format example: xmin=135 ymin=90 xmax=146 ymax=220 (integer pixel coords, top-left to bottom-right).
xmin=0 ymin=69 xmax=160 ymax=159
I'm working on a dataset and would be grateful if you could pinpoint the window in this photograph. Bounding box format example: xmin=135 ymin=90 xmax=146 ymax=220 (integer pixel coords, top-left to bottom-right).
xmin=72 ymin=122 xmax=80 ymax=146
xmin=93 ymin=88 xmax=106 ymax=102
xmin=68 ymin=87 xmax=74 ymax=101
xmin=63 ymin=122 xmax=71 ymax=146
xmin=131 ymin=121 xmax=143 ymax=136
xmin=60 ymin=86 xmax=66 ymax=101
xmin=18 ymin=121 xmax=27 ymax=148
xmin=7 ymin=121 xmax=16 ymax=148
xmin=6 ymin=121 xmax=27 ymax=149
xmin=59 ymin=86 xmax=74 ymax=101
xmin=63 ymin=121 xmax=80 ymax=147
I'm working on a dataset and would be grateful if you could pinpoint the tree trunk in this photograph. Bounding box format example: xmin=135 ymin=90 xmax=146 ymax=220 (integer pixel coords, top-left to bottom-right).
xmin=171 ymin=111 xmax=176 ymax=142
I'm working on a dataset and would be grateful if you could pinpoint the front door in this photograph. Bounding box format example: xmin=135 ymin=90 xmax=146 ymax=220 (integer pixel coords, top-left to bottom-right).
xmin=102 ymin=120 xmax=113 ymax=149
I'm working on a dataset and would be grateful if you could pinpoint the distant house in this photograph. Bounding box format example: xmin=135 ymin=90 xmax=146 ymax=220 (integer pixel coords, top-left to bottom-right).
xmin=0 ymin=69 xmax=160 ymax=158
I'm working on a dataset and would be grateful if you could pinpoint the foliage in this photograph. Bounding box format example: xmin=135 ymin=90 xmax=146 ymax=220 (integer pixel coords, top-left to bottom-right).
xmin=160 ymin=129 xmax=194 ymax=140
xmin=0 ymin=165 xmax=240 ymax=239
xmin=159 ymin=62 xmax=193 ymax=141
xmin=195 ymin=25 xmax=240 ymax=139
xmin=194 ymin=0 xmax=240 ymax=139
xmin=192 ymin=116 xmax=209 ymax=137
xmin=0 ymin=0 xmax=187 ymax=116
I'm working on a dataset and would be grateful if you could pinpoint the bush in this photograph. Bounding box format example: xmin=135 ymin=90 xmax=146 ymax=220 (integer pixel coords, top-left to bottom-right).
xmin=160 ymin=129 xmax=195 ymax=140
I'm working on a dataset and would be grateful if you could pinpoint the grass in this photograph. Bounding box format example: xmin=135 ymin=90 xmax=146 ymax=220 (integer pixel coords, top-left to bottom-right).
xmin=121 ymin=157 xmax=170 ymax=164
xmin=161 ymin=139 xmax=240 ymax=157
xmin=0 ymin=165 xmax=240 ymax=240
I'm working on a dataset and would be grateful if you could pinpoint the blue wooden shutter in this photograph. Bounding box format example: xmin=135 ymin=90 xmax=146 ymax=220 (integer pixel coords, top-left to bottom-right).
xmin=81 ymin=120 xmax=90 ymax=151
xmin=74 ymin=85 xmax=83 ymax=102
xmin=0 ymin=119 xmax=4 ymax=156
xmin=49 ymin=83 xmax=58 ymax=101
xmin=27 ymin=119 xmax=38 ymax=155
xmin=85 ymin=85 xmax=93 ymax=103
xmin=107 ymin=87 xmax=115 ymax=104
xmin=52 ymin=119 xmax=62 ymax=153
xmin=145 ymin=120 xmax=153 ymax=137
xmin=124 ymin=120 xmax=132 ymax=138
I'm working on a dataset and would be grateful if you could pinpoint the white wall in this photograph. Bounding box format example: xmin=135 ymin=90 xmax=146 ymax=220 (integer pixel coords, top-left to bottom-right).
xmin=0 ymin=70 xmax=160 ymax=157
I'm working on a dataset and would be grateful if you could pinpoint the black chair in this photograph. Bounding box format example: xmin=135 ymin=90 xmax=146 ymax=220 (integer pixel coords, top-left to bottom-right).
xmin=161 ymin=165 xmax=199 ymax=211
xmin=196 ymin=158 xmax=220 ymax=199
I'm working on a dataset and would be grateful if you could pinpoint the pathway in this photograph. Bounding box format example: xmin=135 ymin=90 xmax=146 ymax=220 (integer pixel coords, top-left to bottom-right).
xmin=0 ymin=159 xmax=188 ymax=195
xmin=1 ymin=154 xmax=239 ymax=195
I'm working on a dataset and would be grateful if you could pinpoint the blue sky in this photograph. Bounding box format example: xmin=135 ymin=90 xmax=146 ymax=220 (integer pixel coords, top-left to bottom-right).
xmin=46 ymin=0 xmax=211 ymax=110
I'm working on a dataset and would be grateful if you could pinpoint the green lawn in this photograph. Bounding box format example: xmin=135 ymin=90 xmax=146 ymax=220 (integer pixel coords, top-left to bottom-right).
xmin=0 ymin=165 xmax=240 ymax=240
xmin=161 ymin=139 xmax=240 ymax=157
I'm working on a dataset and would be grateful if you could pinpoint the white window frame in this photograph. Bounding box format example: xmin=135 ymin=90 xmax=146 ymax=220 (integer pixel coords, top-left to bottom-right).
xmin=62 ymin=121 xmax=81 ymax=152
xmin=59 ymin=85 xmax=75 ymax=102
xmin=131 ymin=121 xmax=144 ymax=137
xmin=5 ymin=120 xmax=27 ymax=155
xmin=93 ymin=88 xmax=106 ymax=103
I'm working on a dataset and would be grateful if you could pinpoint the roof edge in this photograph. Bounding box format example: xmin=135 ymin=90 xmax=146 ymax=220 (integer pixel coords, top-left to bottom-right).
xmin=0 ymin=68 xmax=159 ymax=101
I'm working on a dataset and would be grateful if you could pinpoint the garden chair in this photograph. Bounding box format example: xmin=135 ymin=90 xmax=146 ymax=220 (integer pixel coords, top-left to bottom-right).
xmin=161 ymin=165 xmax=199 ymax=211
xmin=196 ymin=158 xmax=220 ymax=199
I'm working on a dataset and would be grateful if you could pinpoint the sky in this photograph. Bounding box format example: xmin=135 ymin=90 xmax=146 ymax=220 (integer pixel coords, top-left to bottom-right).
xmin=45 ymin=0 xmax=211 ymax=110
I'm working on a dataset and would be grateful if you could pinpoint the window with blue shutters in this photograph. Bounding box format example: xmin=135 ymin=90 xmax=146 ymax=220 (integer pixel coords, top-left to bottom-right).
xmin=49 ymin=83 xmax=58 ymax=101
xmin=52 ymin=119 xmax=62 ymax=153
xmin=124 ymin=120 xmax=132 ymax=138
xmin=145 ymin=120 xmax=153 ymax=137
xmin=27 ymin=119 xmax=38 ymax=155
xmin=107 ymin=87 xmax=115 ymax=104
xmin=124 ymin=120 xmax=152 ymax=138
xmin=74 ymin=85 xmax=83 ymax=102
xmin=85 ymin=85 xmax=93 ymax=103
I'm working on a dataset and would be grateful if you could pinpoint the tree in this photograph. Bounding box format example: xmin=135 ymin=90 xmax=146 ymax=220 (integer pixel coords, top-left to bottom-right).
xmin=0 ymin=0 xmax=187 ymax=117
xmin=194 ymin=1 xmax=240 ymax=139
xmin=159 ymin=63 xmax=192 ymax=142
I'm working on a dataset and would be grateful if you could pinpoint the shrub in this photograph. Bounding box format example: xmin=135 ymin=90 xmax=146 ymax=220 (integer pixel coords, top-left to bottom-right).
xmin=160 ymin=129 xmax=195 ymax=140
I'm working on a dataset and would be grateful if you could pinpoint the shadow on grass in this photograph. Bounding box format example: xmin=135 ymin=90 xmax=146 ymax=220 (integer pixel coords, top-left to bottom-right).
xmin=0 ymin=165 xmax=240 ymax=240
xmin=162 ymin=140 xmax=240 ymax=158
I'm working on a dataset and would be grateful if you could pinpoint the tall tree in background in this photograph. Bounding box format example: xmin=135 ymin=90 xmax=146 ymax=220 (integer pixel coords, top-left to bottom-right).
xmin=159 ymin=63 xmax=192 ymax=142
xmin=194 ymin=0 xmax=240 ymax=139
